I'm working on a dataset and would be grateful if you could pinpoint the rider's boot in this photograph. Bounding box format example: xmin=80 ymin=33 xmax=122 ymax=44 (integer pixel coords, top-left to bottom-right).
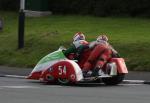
xmin=92 ymin=65 xmax=105 ymax=76
xmin=82 ymin=70 xmax=92 ymax=78
xmin=92 ymin=67 xmax=100 ymax=76
xmin=82 ymin=62 xmax=92 ymax=78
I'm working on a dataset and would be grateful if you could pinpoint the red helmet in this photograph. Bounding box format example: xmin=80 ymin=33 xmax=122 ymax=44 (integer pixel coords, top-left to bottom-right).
xmin=97 ymin=35 xmax=108 ymax=42
xmin=73 ymin=32 xmax=85 ymax=41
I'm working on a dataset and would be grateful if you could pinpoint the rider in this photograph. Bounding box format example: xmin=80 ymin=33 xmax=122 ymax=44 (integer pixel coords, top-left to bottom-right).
xmin=82 ymin=34 xmax=119 ymax=77
xmin=63 ymin=32 xmax=89 ymax=61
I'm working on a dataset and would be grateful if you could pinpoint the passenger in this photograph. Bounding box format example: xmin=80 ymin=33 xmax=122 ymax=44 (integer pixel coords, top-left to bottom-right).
xmin=82 ymin=34 xmax=119 ymax=77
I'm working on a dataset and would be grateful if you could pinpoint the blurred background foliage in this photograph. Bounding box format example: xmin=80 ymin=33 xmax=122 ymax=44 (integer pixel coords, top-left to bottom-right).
xmin=0 ymin=0 xmax=150 ymax=17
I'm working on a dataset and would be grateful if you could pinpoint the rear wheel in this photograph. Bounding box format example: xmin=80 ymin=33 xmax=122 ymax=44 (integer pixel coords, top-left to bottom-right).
xmin=102 ymin=73 xmax=125 ymax=85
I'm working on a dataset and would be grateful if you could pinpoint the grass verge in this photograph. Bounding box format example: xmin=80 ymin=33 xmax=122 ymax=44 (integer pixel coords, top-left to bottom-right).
xmin=0 ymin=11 xmax=150 ymax=71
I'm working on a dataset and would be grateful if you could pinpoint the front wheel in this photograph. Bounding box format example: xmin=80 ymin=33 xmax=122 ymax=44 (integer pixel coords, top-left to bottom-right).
xmin=102 ymin=73 xmax=125 ymax=85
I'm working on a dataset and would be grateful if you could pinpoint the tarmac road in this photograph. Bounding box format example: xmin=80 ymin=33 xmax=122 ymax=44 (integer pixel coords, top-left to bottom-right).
xmin=0 ymin=66 xmax=150 ymax=103
xmin=0 ymin=77 xmax=150 ymax=103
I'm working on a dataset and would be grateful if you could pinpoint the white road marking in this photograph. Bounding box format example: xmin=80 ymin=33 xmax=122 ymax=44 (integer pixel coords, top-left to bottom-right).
xmin=46 ymin=85 xmax=64 ymax=88
xmin=119 ymin=84 xmax=143 ymax=86
xmin=4 ymin=75 xmax=27 ymax=79
xmin=0 ymin=86 xmax=39 ymax=89
xmin=123 ymin=80 xmax=145 ymax=84
xmin=0 ymin=85 xmax=64 ymax=89
xmin=123 ymin=80 xmax=145 ymax=82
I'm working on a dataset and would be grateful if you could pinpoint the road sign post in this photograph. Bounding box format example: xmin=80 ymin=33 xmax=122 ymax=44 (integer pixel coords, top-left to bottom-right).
xmin=18 ymin=0 xmax=25 ymax=49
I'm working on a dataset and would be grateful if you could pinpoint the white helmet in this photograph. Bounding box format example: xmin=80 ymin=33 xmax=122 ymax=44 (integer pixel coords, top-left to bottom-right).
xmin=73 ymin=32 xmax=85 ymax=41
xmin=97 ymin=35 xmax=108 ymax=42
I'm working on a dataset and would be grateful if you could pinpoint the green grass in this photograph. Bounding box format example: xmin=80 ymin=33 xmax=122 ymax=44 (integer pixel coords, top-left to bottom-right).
xmin=0 ymin=11 xmax=150 ymax=71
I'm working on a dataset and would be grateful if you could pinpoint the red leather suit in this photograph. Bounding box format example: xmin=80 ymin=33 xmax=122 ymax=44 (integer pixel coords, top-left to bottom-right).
xmin=82 ymin=43 xmax=112 ymax=71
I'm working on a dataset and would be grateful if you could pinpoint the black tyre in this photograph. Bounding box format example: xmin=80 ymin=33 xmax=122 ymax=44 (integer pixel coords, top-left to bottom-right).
xmin=102 ymin=73 xmax=125 ymax=85
xmin=58 ymin=78 xmax=70 ymax=85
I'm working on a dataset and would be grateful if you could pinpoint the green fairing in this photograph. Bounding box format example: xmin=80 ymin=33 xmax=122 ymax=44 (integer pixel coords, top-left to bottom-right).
xmin=38 ymin=50 xmax=66 ymax=64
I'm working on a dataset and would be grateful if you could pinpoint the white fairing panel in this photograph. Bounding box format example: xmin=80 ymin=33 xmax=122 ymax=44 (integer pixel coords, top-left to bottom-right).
xmin=66 ymin=60 xmax=84 ymax=81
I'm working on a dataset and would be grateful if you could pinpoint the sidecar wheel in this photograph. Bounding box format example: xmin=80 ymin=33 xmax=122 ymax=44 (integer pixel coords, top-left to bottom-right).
xmin=102 ymin=74 xmax=125 ymax=85
xmin=58 ymin=78 xmax=70 ymax=85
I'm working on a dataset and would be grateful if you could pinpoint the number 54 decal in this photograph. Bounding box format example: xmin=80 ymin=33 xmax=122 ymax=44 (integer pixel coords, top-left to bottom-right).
xmin=58 ymin=66 xmax=67 ymax=75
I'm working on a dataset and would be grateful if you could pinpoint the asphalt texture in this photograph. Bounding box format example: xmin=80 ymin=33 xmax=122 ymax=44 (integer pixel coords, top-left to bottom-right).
xmin=0 ymin=66 xmax=150 ymax=103
xmin=0 ymin=77 xmax=150 ymax=103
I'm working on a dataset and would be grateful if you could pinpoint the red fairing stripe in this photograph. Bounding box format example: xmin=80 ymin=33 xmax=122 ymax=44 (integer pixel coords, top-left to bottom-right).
xmin=27 ymin=71 xmax=42 ymax=80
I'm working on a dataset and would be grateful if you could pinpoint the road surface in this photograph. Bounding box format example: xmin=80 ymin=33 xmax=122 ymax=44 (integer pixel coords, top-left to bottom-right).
xmin=0 ymin=77 xmax=150 ymax=103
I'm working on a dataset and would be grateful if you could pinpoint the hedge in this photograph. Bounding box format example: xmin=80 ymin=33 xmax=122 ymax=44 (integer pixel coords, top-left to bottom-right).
xmin=0 ymin=0 xmax=150 ymax=17
xmin=0 ymin=0 xmax=19 ymax=11
xmin=49 ymin=0 xmax=150 ymax=17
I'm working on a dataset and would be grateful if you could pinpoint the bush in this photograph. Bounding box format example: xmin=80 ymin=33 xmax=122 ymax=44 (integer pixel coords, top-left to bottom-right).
xmin=49 ymin=0 xmax=93 ymax=15
xmin=1 ymin=0 xmax=150 ymax=17
xmin=0 ymin=0 xmax=20 ymax=11
xmin=49 ymin=0 xmax=150 ymax=17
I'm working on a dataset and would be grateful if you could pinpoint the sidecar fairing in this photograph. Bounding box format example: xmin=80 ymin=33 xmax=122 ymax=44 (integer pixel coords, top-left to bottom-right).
xmin=27 ymin=49 xmax=83 ymax=84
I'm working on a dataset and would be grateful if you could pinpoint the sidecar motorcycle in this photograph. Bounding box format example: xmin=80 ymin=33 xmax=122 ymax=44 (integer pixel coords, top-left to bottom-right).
xmin=27 ymin=47 xmax=128 ymax=85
